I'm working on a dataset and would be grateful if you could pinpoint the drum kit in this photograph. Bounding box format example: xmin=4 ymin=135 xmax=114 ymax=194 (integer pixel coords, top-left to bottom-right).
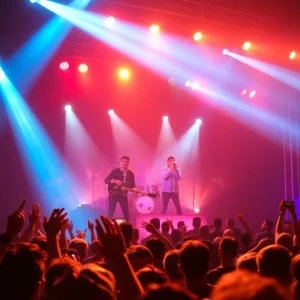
xmin=130 ymin=184 xmax=161 ymax=215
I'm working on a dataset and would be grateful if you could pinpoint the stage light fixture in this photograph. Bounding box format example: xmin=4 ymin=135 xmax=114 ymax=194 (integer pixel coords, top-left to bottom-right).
xmin=162 ymin=115 xmax=168 ymax=121
xmin=59 ymin=61 xmax=69 ymax=71
xmin=222 ymin=49 xmax=228 ymax=55
xmin=78 ymin=63 xmax=88 ymax=73
xmin=65 ymin=105 xmax=72 ymax=111
xmin=108 ymin=109 xmax=114 ymax=115
xmin=243 ymin=41 xmax=251 ymax=51
xmin=193 ymin=32 xmax=203 ymax=41
xmin=290 ymin=51 xmax=296 ymax=60
xmin=249 ymin=90 xmax=256 ymax=98
xmin=195 ymin=118 xmax=202 ymax=125
xmin=105 ymin=16 xmax=115 ymax=27
xmin=194 ymin=208 xmax=200 ymax=213
xmin=149 ymin=24 xmax=160 ymax=34
xmin=118 ymin=68 xmax=130 ymax=80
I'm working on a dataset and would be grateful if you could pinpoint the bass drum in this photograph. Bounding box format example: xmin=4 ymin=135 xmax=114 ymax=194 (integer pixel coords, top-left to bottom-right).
xmin=135 ymin=196 xmax=154 ymax=214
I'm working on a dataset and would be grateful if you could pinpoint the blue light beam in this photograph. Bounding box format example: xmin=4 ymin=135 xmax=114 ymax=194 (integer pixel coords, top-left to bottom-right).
xmin=0 ymin=65 xmax=79 ymax=210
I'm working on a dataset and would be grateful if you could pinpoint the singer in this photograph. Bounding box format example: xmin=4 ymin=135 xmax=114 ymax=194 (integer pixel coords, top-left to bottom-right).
xmin=104 ymin=156 xmax=136 ymax=220
xmin=161 ymin=156 xmax=183 ymax=215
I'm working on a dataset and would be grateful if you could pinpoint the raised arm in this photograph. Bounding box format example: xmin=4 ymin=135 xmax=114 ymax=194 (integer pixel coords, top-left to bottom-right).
xmin=275 ymin=200 xmax=286 ymax=242
xmin=287 ymin=201 xmax=300 ymax=247
xmin=237 ymin=213 xmax=254 ymax=243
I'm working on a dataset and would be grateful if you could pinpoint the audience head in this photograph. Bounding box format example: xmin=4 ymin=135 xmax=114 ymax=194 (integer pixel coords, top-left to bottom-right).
xmin=213 ymin=237 xmax=222 ymax=244
xmin=127 ymin=245 xmax=153 ymax=272
xmin=257 ymin=244 xmax=291 ymax=284
xmin=192 ymin=217 xmax=201 ymax=229
xmin=141 ymin=283 xmax=197 ymax=300
xmin=219 ymin=237 xmax=238 ymax=262
xmin=53 ymin=264 xmax=116 ymax=300
xmin=276 ymin=233 xmax=293 ymax=253
xmin=69 ymin=238 xmax=89 ymax=261
xmin=45 ymin=258 xmax=79 ymax=299
xmin=236 ymin=252 xmax=258 ymax=272
xmin=90 ymin=240 xmax=101 ymax=255
xmin=31 ymin=236 xmax=47 ymax=251
xmin=171 ymin=229 xmax=181 ymax=245
xmin=291 ymin=254 xmax=300 ymax=299
xmin=179 ymin=240 xmax=209 ymax=280
xmin=211 ymin=270 xmax=292 ymax=300
xmin=226 ymin=218 xmax=235 ymax=229
xmin=241 ymin=232 xmax=252 ymax=248
xmin=214 ymin=218 xmax=222 ymax=229
xmin=150 ymin=218 xmax=160 ymax=231
xmin=0 ymin=243 xmax=46 ymax=300
xmin=161 ymin=221 xmax=170 ymax=234
xmin=177 ymin=221 xmax=185 ymax=230
xmin=223 ymin=229 xmax=235 ymax=238
xmin=146 ymin=238 xmax=166 ymax=262
xmin=163 ymin=250 xmax=183 ymax=282
xmin=136 ymin=265 xmax=168 ymax=290
xmin=261 ymin=220 xmax=273 ymax=232
xmin=119 ymin=221 xmax=133 ymax=245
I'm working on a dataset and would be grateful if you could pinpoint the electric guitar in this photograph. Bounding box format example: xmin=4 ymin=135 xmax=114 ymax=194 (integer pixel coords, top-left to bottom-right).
xmin=108 ymin=182 xmax=156 ymax=198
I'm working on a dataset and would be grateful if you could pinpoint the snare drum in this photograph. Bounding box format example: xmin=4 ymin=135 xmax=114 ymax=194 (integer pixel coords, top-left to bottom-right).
xmin=135 ymin=196 xmax=154 ymax=214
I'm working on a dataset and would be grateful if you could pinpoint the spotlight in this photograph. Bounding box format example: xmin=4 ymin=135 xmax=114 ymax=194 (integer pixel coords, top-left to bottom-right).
xmin=222 ymin=49 xmax=228 ymax=55
xmin=289 ymin=51 xmax=296 ymax=60
xmin=78 ymin=63 xmax=88 ymax=73
xmin=149 ymin=24 xmax=160 ymax=34
xmin=195 ymin=118 xmax=202 ymax=125
xmin=162 ymin=116 xmax=168 ymax=121
xmin=118 ymin=68 xmax=130 ymax=80
xmin=65 ymin=105 xmax=72 ymax=111
xmin=59 ymin=61 xmax=69 ymax=71
xmin=29 ymin=0 xmax=38 ymax=3
xmin=105 ymin=16 xmax=115 ymax=27
xmin=108 ymin=109 xmax=114 ymax=115
xmin=193 ymin=32 xmax=203 ymax=41
xmin=249 ymin=90 xmax=256 ymax=98
xmin=191 ymin=82 xmax=200 ymax=90
xmin=194 ymin=208 xmax=200 ymax=214
xmin=242 ymin=41 xmax=251 ymax=51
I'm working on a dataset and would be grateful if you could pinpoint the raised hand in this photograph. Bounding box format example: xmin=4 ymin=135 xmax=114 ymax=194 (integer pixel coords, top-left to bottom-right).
xmin=141 ymin=221 xmax=156 ymax=234
xmin=43 ymin=208 xmax=68 ymax=237
xmin=180 ymin=225 xmax=188 ymax=234
xmin=237 ymin=213 xmax=244 ymax=222
xmin=60 ymin=218 xmax=69 ymax=232
xmin=28 ymin=203 xmax=41 ymax=228
xmin=5 ymin=199 xmax=26 ymax=238
xmin=279 ymin=200 xmax=287 ymax=214
xmin=76 ymin=229 xmax=87 ymax=239
xmin=287 ymin=200 xmax=296 ymax=215
xmin=95 ymin=216 xmax=126 ymax=259
xmin=88 ymin=220 xmax=94 ymax=231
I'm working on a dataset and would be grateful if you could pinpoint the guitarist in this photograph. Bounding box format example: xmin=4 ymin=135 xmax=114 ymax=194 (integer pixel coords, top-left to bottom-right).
xmin=105 ymin=156 xmax=136 ymax=221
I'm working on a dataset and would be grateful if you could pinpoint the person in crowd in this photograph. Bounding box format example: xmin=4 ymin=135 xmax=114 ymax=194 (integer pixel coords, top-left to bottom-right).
xmin=236 ymin=252 xmax=257 ymax=273
xmin=179 ymin=240 xmax=213 ymax=298
xmin=209 ymin=218 xmax=223 ymax=241
xmin=136 ymin=265 xmax=168 ymax=290
xmin=163 ymin=250 xmax=184 ymax=286
xmin=161 ymin=221 xmax=173 ymax=243
xmin=141 ymin=218 xmax=160 ymax=245
xmin=254 ymin=220 xmax=274 ymax=246
xmin=207 ymin=237 xmax=238 ymax=285
xmin=146 ymin=238 xmax=166 ymax=270
xmin=185 ymin=217 xmax=201 ymax=239
xmin=127 ymin=245 xmax=154 ymax=272
xmin=225 ymin=218 xmax=241 ymax=242
xmin=132 ymin=227 xmax=140 ymax=245
xmin=120 ymin=221 xmax=133 ymax=248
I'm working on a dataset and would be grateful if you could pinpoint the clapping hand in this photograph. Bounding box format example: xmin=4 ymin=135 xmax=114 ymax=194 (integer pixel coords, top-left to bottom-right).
xmin=141 ymin=221 xmax=156 ymax=234
xmin=95 ymin=216 xmax=126 ymax=260
xmin=5 ymin=199 xmax=26 ymax=238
